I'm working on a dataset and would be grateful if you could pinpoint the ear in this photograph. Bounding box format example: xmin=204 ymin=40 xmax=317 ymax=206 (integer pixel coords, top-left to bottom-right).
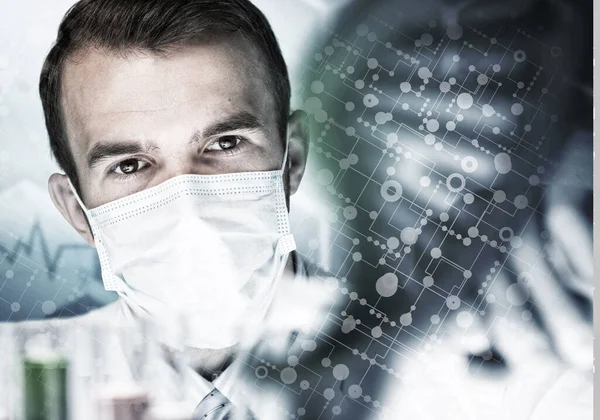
xmin=286 ymin=109 xmax=310 ymax=196
xmin=48 ymin=173 xmax=95 ymax=248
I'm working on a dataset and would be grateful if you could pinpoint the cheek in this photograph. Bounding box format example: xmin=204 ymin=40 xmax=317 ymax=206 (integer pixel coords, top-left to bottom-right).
xmin=261 ymin=143 xmax=286 ymax=172
xmin=84 ymin=185 xmax=112 ymax=209
xmin=219 ymin=152 xmax=277 ymax=173
xmin=262 ymin=136 xmax=286 ymax=170
xmin=83 ymin=177 xmax=132 ymax=209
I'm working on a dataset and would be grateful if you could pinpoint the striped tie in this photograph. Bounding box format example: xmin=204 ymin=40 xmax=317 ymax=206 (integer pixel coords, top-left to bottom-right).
xmin=192 ymin=387 xmax=256 ymax=420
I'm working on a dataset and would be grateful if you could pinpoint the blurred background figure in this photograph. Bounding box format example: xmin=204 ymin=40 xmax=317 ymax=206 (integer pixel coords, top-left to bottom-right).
xmin=287 ymin=0 xmax=592 ymax=418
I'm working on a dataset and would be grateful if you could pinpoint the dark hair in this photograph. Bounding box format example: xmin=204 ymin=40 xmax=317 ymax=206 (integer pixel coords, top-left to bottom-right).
xmin=39 ymin=0 xmax=290 ymax=194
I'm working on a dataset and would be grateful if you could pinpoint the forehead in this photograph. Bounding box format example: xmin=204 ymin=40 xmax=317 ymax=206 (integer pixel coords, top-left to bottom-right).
xmin=60 ymin=37 xmax=274 ymax=155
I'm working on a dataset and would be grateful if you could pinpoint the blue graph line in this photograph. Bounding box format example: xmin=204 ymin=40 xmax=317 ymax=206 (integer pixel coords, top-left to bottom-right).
xmin=0 ymin=220 xmax=100 ymax=280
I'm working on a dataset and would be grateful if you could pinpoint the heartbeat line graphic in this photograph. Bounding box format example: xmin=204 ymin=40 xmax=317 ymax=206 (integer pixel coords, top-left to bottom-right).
xmin=0 ymin=220 xmax=99 ymax=279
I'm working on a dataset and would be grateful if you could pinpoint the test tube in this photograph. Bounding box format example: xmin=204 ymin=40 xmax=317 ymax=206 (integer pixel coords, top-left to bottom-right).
xmin=95 ymin=384 xmax=150 ymax=420
xmin=144 ymin=346 xmax=195 ymax=420
xmin=90 ymin=320 xmax=150 ymax=420
xmin=17 ymin=321 xmax=70 ymax=420
xmin=143 ymin=315 xmax=195 ymax=420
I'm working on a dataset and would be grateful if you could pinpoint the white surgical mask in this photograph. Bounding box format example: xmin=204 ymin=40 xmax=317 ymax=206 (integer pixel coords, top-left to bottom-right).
xmin=69 ymin=149 xmax=296 ymax=350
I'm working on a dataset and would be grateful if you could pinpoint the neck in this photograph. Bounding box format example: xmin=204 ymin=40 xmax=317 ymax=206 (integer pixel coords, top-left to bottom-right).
xmin=183 ymin=250 xmax=298 ymax=380
xmin=285 ymin=249 xmax=297 ymax=277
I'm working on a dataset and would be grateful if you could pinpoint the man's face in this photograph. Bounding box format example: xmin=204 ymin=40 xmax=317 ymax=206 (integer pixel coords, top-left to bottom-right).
xmin=48 ymin=35 xmax=308 ymax=247
xmin=62 ymin=37 xmax=284 ymax=208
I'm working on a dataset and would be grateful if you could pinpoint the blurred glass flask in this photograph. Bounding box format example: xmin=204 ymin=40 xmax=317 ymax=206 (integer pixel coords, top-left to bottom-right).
xmin=90 ymin=319 xmax=151 ymax=420
xmin=17 ymin=321 xmax=70 ymax=420
xmin=143 ymin=314 xmax=197 ymax=420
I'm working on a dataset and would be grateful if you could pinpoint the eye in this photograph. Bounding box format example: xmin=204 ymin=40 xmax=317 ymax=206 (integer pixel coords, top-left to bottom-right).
xmin=112 ymin=158 xmax=149 ymax=175
xmin=205 ymin=135 xmax=243 ymax=152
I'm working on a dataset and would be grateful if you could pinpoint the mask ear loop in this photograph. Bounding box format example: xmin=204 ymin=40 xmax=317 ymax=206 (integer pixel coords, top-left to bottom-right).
xmin=237 ymin=134 xmax=296 ymax=348
xmin=66 ymin=179 xmax=104 ymax=252
xmin=66 ymin=179 xmax=140 ymax=301
xmin=281 ymin=134 xmax=290 ymax=173
xmin=67 ymin=178 xmax=89 ymax=218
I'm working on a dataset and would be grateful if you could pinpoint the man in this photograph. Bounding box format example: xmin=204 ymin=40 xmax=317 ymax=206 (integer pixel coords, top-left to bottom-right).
xmin=35 ymin=0 xmax=321 ymax=418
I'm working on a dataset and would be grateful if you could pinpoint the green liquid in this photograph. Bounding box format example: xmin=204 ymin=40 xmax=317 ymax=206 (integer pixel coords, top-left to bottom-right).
xmin=22 ymin=356 xmax=69 ymax=420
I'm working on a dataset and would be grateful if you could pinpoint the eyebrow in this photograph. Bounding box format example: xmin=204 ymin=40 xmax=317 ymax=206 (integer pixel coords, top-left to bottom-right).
xmin=85 ymin=112 xmax=263 ymax=168
xmin=191 ymin=111 xmax=264 ymax=145
xmin=86 ymin=141 xmax=158 ymax=169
